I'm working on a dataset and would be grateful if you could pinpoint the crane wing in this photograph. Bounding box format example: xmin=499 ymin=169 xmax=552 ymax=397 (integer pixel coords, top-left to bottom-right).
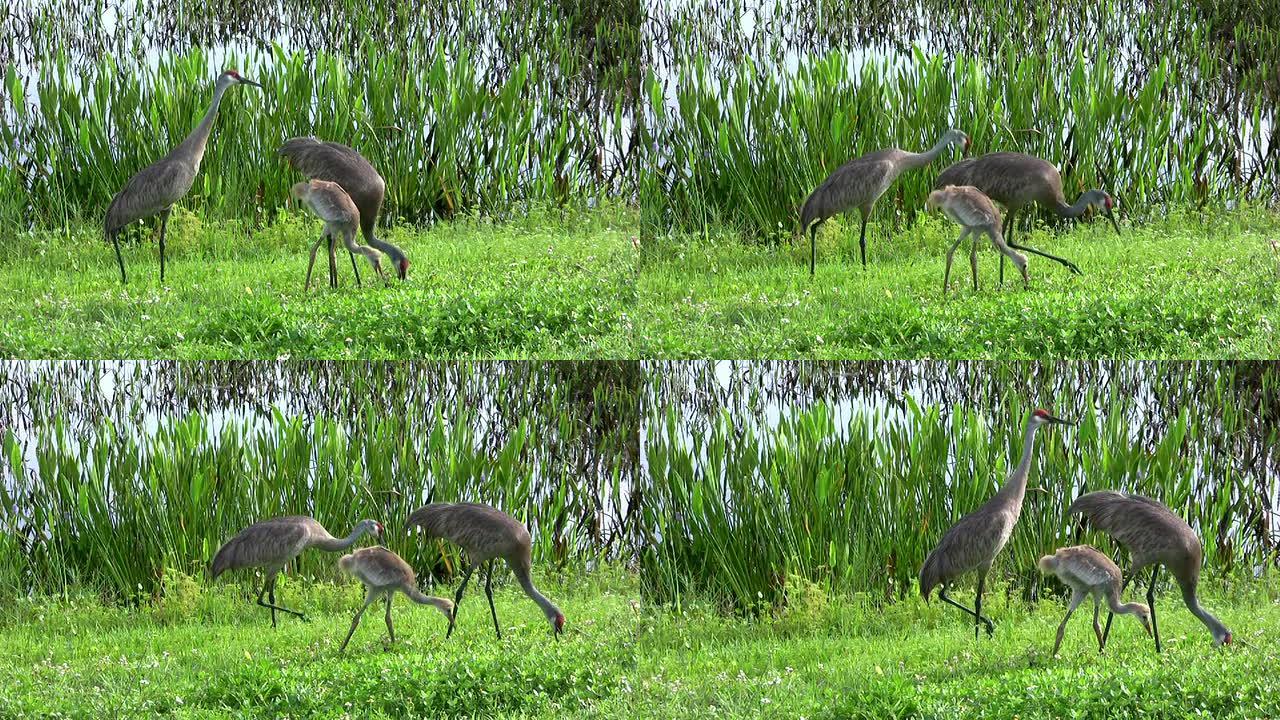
xmin=105 ymin=160 xmax=196 ymax=233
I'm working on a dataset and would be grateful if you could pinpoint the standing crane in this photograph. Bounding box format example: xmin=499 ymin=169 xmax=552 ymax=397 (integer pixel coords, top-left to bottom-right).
xmin=279 ymin=137 xmax=410 ymax=284
xmin=105 ymin=69 xmax=262 ymax=284
xmin=1068 ymin=490 xmax=1232 ymax=652
xmin=800 ymin=129 xmax=970 ymax=275
xmin=934 ymin=152 xmax=1118 ymax=282
xmin=1037 ymin=545 xmax=1152 ymax=655
xmin=926 ymin=185 xmax=1028 ymax=295
xmin=210 ymin=516 xmax=382 ymax=626
xmin=920 ymin=408 xmax=1072 ymax=638
xmin=406 ymin=502 xmax=565 ymax=640
xmin=291 ymin=180 xmax=386 ymax=289
xmin=337 ymin=546 xmax=454 ymax=653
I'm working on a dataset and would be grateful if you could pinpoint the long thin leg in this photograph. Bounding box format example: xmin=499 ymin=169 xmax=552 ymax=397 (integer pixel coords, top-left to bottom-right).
xmin=484 ymin=560 xmax=501 ymax=639
xmin=349 ymin=249 xmax=362 ymax=287
xmin=446 ymin=563 xmax=477 ymax=639
xmin=938 ymin=586 xmax=995 ymax=634
xmin=1000 ymin=208 xmax=1017 ymax=285
xmin=969 ymin=229 xmax=980 ymax=292
xmin=341 ymin=231 xmax=385 ymax=282
xmin=1093 ymin=596 xmax=1105 ymax=650
xmin=110 ymin=231 xmax=127 ymax=284
xmin=975 ymin=569 xmax=989 ymax=639
xmin=328 ymin=234 xmax=338 ymax=288
xmin=1052 ymin=590 xmax=1085 ymax=655
xmin=858 ymin=212 xmax=869 ymax=268
xmin=158 ymin=208 xmax=171 ymax=283
xmin=384 ymin=595 xmax=395 ymax=644
xmin=990 ymin=229 xmax=1029 ymax=288
xmin=1147 ymin=566 xmax=1161 ymax=653
xmin=305 ymin=235 xmax=326 ymax=290
xmin=943 ymin=229 xmax=969 ymax=295
xmin=1102 ymin=570 xmax=1133 ymax=645
xmin=255 ymin=571 xmax=308 ymax=625
xmin=340 ymin=590 xmax=376 ymax=653
xmin=808 ymin=222 xmax=820 ymax=276
xmin=1006 ymin=241 xmax=1082 ymax=275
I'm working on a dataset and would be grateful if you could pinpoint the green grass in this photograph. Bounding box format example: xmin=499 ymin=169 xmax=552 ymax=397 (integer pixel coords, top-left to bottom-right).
xmin=3 ymin=570 xmax=1278 ymax=718
xmin=0 ymin=206 xmax=637 ymax=358
xmin=636 ymin=208 xmax=1280 ymax=358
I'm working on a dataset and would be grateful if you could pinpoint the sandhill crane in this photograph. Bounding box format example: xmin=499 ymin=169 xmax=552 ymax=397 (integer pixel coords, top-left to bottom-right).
xmin=1068 ymin=490 xmax=1232 ymax=652
xmin=800 ymin=128 xmax=969 ymax=275
xmin=337 ymin=546 xmax=454 ymax=653
xmin=406 ymin=502 xmax=565 ymax=639
xmin=1037 ymin=545 xmax=1152 ymax=655
xmin=290 ymin=180 xmax=386 ymax=290
xmin=210 ymin=516 xmax=382 ymax=626
xmin=926 ymin=185 xmax=1028 ymax=294
xmin=279 ymin=137 xmax=410 ymax=283
xmin=920 ymin=408 xmax=1072 ymax=638
xmin=105 ymin=69 xmax=261 ymax=284
xmin=934 ymin=152 xmax=1118 ymax=282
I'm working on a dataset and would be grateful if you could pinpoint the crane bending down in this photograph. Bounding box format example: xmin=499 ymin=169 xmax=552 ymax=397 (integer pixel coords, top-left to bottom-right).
xmin=337 ymin=546 xmax=454 ymax=653
xmin=934 ymin=152 xmax=1118 ymax=282
xmin=210 ymin=516 xmax=382 ymax=626
xmin=1068 ymin=490 xmax=1232 ymax=652
xmin=291 ymin=180 xmax=386 ymax=289
xmin=1037 ymin=545 xmax=1152 ymax=655
xmin=105 ymin=70 xmax=261 ymax=284
xmin=920 ymin=409 xmax=1072 ymax=638
xmin=407 ymin=502 xmax=565 ymax=639
xmin=926 ymin=186 xmax=1028 ymax=294
xmin=800 ymin=129 xmax=969 ymax=275
xmin=279 ymin=137 xmax=410 ymax=283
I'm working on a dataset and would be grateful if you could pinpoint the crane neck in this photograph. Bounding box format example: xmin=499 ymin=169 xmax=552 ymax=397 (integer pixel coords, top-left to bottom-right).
xmin=1108 ymin=596 xmax=1147 ymax=616
xmin=174 ymin=81 xmax=232 ymax=171
xmin=902 ymin=133 xmax=959 ymax=171
xmin=1055 ymin=192 xmax=1099 ymax=219
xmin=514 ymin=564 xmax=562 ymax=623
xmin=1181 ymin=583 xmax=1231 ymax=642
xmin=997 ymin=417 xmax=1041 ymax=506
xmin=312 ymin=523 xmax=373 ymax=552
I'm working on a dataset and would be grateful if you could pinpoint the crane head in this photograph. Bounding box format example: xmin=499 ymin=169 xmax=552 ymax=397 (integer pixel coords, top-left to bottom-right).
xmin=220 ymin=69 xmax=263 ymax=89
xmin=1133 ymin=603 xmax=1153 ymax=637
xmin=554 ymin=611 xmax=566 ymax=636
xmin=397 ymin=258 xmax=410 ymax=280
xmin=1031 ymin=408 xmax=1073 ymax=426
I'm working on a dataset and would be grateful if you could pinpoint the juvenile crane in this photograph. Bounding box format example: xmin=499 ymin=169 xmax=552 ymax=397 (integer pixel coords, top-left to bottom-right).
xmin=279 ymin=137 xmax=410 ymax=283
xmin=934 ymin=152 xmax=1118 ymax=282
xmin=1037 ymin=545 xmax=1152 ymax=655
xmin=291 ymin=180 xmax=386 ymax=290
xmin=1068 ymin=490 xmax=1232 ymax=652
xmin=926 ymin=185 xmax=1028 ymax=295
xmin=210 ymin=516 xmax=382 ymax=626
xmin=105 ymin=69 xmax=261 ymax=284
xmin=407 ymin=502 xmax=565 ymax=640
xmin=920 ymin=408 xmax=1072 ymax=638
xmin=800 ymin=128 xmax=969 ymax=275
xmin=337 ymin=546 xmax=454 ymax=653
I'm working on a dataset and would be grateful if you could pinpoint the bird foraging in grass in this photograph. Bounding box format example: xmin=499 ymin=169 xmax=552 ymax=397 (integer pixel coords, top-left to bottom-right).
xmin=926 ymin=185 xmax=1028 ymax=294
xmin=337 ymin=546 xmax=454 ymax=653
xmin=1037 ymin=545 xmax=1152 ymax=655
xmin=291 ymin=180 xmax=386 ymax=290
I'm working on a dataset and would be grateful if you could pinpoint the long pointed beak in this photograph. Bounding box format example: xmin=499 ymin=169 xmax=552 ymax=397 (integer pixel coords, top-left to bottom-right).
xmin=1046 ymin=414 xmax=1074 ymax=426
xmin=240 ymin=77 xmax=263 ymax=89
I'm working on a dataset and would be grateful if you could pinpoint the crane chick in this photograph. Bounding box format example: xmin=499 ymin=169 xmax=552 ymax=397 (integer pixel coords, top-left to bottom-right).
xmin=926 ymin=185 xmax=1027 ymax=295
xmin=1038 ymin=545 xmax=1152 ymax=656
xmin=337 ymin=546 xmax=454 ymax=653
xmin=291 ymin=179 xmax=386 ymax=290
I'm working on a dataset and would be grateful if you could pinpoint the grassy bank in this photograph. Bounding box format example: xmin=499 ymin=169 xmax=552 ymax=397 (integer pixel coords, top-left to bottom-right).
xmin=1 ymin=571 xmax=1277 ymax=718
xmin=0 ymin=207 xmax=636 ymax=358
xmin=636 ymin=208 xmax=1280 ymax=358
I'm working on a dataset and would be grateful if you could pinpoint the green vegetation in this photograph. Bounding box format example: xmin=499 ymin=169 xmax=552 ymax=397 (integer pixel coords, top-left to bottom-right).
xmin=636 ymin=208 xmax=1280 ymax=358
xmin=0 ymin=206 xmax=636 ymax=358
xmin=3 ymin=570 xmax=1279 ymax=718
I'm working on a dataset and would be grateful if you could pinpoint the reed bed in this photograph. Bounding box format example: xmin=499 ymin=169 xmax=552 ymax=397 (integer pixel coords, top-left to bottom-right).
xmin=640 ymin=361 xmax=1280 ymax=610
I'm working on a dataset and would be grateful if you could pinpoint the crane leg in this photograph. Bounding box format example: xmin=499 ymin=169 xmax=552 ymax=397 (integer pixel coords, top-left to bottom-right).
xmin=1006 ymin=242 xmax=1082 ymax=276
xmin=1052 ymin=590 xmax=1085 ymax=656
xmin=808 ymin=222 xmax=820 ymax=276
xmin=110 ymin=231 xmax=127 ymax=284
xmin=974 ymin=570 xmax=991 ymax=639
xmin=158 ymin=208 xmax=171 ymax=283
xmin=446 ymin=563 xmax=477 ymax=639
xmin=942 ymin=229 xmax=969 ymax=296
xmin=1102 ymin=570 xmax=1133 ymax=645
xmin=999 ymin=210 xmax=1017 ymax=285
xmin=938 ymin=586 xmax=994 ymax=636
xmin=1093 ymin=596 xmax=1105 ymax=651
xmin=328 ymin=235 xmax=339 ymax=288
xmin=305 ymin=235 xmax=326 ymax=290
xmin=340 ymin=590 xmax=376 ymax=653
xmin=349 ymin=249 xmax=362 ymax=288
xmin=1147 ymin=566 xmax=1161 ymax=653
xmin=858 ymin=214 xmax=869 ymax=268
xmin=256 ymin=572 xmax=308 ymax=625
xmin=384 ymin=594 xmax=395 ymax=645
xmin=968 ymin=230 xmax=980 ymax=292
xmin=484 ymin=560 xmax=501 ymax=640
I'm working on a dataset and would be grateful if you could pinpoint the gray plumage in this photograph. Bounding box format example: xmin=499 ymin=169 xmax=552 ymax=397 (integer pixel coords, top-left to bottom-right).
xmin=920 ymin=408 xmax=1072 ymax=638
xmin=1037 ymin=545 xmax=1152 ymax=655
xmin=210 ymin=515 xmax=382 ymax=626
xmin=336 ymin=546 xmax=454 ymax=653
xmin=1068 ymin=490 xmax=1232 ymax=650
xmin=291 ymin=180 xmax=386 ymax=289
xmin=934 ymin=151 xmax=1118 ymax=281
xmin=279 ymin=137 xmax=410 ymax=281
xmin=927 ymin=185 xmax=1028 ymax=294
xmin=104 ymin=69 xmax=261 ymax=284
xmin=407 ymin=502 xmax=565 ymax=639
xmin=800 ymin=128 xmax=969 ymax=275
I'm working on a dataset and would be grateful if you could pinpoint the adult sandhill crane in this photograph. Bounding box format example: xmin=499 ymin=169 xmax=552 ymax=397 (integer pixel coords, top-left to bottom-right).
xmin=290 ymin=180 xmax=386 ymax=290
xmin=406 ymin=502 xmax=565 ymax=640
xmin=920 ymin=408 xmax=1072 ymax=638
xmin=800 ymin=128 xmax=969 ymax=275
xmin=210 ymin=516 xmax=382 ymax=626
xmin=279 ymin=137 xmax=410 ymax=283
xmin=105 ymin=69 xmax=262 ymax=284
xmin=934 ymin=151 xmax=1118 ymax=282
xmin=337 ymin=546 xmax=454 ymax=653
xmin=1068 ymin=490 xmax=1232 ymax=652
xmin=1037 ymin=545 xmax=1152 ymax=655
xmin=926 ymin=185 xmax=1028 ymax=295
